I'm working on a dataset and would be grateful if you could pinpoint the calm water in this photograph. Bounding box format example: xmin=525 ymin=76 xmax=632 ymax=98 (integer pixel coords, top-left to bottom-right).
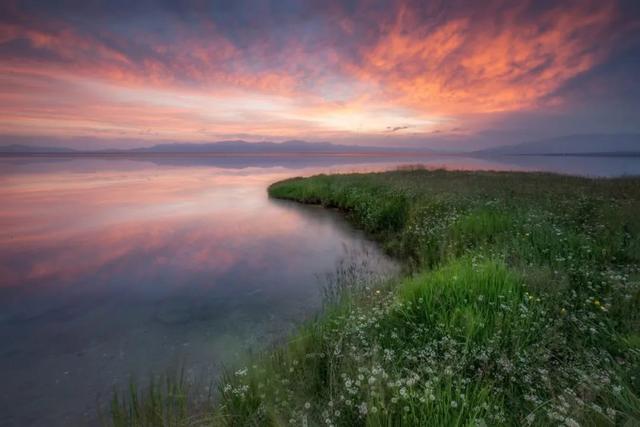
xmin=0 ymin=154 xmax=638 ymax=426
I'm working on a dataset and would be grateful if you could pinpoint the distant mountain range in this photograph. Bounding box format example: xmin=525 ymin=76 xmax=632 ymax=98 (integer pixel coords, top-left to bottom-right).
xmin=0 ymin=144 xmax=77 ymax=153
xmin=2 ymin=134 xmax=639 ymax=156
xmin=0 ymin=140 xmax=426 ymax=155
xmin=475 ymin=134 xmax=640 ymax=156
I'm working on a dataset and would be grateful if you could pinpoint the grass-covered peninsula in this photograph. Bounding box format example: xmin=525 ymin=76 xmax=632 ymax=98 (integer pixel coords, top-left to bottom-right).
xmin=113 ymin=169 xmax=640 ymax=426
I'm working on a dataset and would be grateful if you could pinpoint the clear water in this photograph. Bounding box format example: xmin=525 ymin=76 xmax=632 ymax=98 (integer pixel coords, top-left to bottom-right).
xmin=0 ymin=153 xmax=637 ymax=426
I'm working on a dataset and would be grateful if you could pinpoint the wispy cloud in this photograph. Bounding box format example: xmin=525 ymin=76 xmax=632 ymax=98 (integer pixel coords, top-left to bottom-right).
xmin=386 ymin=125 xmax=411 ymax=133
xmin=0 ymin=0 xmax=638 ymax=147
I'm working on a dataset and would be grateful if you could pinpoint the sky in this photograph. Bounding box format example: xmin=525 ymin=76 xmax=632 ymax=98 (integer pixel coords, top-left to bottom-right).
xmin=1 ymin=0 xmax=639 ymax=150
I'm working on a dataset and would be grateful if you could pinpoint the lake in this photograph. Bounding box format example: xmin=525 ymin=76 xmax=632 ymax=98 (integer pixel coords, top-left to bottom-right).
xmin=0 ymin=153 xmax=638 ymax=426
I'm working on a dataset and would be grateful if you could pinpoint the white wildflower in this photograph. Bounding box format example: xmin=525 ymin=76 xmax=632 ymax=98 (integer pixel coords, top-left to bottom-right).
xmin=564 ymin=417 xmax=580 ymax=427
xmin=358 ymin=402 xmax=368 ymax=415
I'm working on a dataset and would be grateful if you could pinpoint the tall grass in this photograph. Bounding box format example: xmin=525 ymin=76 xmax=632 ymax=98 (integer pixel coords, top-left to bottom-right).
xmin=109 ymin=372 xmax=189 ymax=427
xmin=111 ymin=169 xmax=640 ymax=426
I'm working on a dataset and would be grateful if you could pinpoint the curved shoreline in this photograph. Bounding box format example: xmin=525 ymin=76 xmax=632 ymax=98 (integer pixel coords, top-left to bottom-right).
xmin=114 ymin=169 xmax=640 ymax=426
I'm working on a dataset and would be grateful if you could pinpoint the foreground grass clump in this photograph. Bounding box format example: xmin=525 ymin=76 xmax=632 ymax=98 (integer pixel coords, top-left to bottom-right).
xmin=112 ymin=169 xmax=640 ymax=426
xmin=110 ymin=375 xmax=189 ymax=426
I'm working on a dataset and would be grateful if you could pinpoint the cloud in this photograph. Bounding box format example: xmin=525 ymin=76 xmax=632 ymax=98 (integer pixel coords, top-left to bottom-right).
xmin=0 ymin=0 xmax=638 ymax=147
xmin=347 ymin=0 xmax=626 ymax=114
xmin=386 ymin=125 xmax=411 ymax=133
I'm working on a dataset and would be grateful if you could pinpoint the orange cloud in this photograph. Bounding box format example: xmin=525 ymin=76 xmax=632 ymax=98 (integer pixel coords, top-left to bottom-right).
xmin=351 ymin=1 xmax=619 ymax=114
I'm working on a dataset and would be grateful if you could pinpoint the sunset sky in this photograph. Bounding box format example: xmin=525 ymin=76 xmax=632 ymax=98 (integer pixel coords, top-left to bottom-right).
xmin=1 ymin=0 xmax=639 ymax=150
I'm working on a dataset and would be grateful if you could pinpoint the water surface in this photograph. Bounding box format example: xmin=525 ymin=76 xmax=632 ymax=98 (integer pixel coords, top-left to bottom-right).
xmin=0 ymin=153 xmax=637 ymax=426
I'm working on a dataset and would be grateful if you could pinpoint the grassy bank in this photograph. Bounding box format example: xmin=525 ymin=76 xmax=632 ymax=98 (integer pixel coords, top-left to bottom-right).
xmin=114 ymin=169 xmax=640 ymax=426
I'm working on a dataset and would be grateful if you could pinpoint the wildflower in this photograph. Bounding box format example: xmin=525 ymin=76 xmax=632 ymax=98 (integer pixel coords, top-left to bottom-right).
xmin=451 ymin=400 xmax=458 ymax=408
xmin=357 ymin=402 xmax=368 ymax=415
xmin=564 ymin=417 xmax=580 ymax=427
xmin=304 ymin=402 xmax=311 ymax=410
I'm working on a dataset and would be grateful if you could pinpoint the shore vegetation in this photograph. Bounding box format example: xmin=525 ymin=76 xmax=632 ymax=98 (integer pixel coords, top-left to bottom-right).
xmin=113 ymin=169 xmax=640 ymax=426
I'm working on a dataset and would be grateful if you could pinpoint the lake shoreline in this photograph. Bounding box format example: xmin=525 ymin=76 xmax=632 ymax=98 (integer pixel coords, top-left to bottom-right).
xmin=112 ymin=169 xmax=640 ymax=425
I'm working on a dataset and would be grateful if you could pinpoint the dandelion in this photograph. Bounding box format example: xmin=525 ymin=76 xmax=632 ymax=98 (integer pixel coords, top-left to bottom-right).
xmin=451 ymin=400 xmax=458 ymax=408
xmin=304 ymin=402 xmax=311 ymax=410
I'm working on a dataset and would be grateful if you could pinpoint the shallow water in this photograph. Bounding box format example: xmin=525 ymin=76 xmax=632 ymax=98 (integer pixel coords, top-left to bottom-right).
xmin=0 ymin=153 xmax=637 ymax=426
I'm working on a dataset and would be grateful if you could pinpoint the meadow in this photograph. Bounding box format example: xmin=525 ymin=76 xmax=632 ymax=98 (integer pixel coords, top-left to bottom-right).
xmin=112 ymin=169 xmax=640 ymax=426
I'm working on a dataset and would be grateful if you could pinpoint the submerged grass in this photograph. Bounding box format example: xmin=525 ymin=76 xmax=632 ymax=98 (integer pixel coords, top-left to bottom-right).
xmin=111 ymin=169 xmax=640 ymax=426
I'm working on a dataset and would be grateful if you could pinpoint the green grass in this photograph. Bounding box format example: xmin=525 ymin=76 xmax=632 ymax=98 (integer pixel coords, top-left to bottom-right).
xmin=111 ymin=169 xmax=640 ymax=426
